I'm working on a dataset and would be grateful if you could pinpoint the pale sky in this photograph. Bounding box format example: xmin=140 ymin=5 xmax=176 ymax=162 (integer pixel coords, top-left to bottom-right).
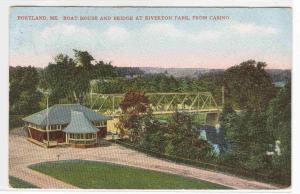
xmin=10 ymin=7 xmax=292 ymax=69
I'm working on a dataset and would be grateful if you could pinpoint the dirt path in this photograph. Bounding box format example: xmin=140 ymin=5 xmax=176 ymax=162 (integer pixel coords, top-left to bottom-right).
xmin=9 ymin=129 xmax=279 ymax=190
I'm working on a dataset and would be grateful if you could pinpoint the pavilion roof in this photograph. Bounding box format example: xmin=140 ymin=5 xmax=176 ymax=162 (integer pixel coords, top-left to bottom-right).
xmin=63 ymin=111 xmax=99 ymax=134
xmin=23 ymin=104 xmax=110 ymax=126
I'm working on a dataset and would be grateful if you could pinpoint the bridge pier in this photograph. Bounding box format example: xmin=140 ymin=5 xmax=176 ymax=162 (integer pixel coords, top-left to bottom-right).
xmin=205 ymin=112 xmax=220 ymax=126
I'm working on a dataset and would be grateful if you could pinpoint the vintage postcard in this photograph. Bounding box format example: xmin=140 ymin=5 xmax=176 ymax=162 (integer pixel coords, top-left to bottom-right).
xmin=8 ymin=5 xmax=292 ymax=190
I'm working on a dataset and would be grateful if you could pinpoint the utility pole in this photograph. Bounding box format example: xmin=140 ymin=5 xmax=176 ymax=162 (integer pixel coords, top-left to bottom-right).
xmin=112 ymin=96 xmax=115 ymax=114
xmin=90 ymin=87 xmax=93 ymax=108
xmin=221 ymin=86 xmax=225 ymax=107
xmin=46 ymin=92 xmax=50 ymax=147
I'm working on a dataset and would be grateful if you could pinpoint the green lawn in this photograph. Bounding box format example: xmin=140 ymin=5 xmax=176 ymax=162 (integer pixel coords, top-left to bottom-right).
xmin=9 ymin=176 xmax=39 ymax=188
xmin=30 ymin=160 xmax=230 ymax=189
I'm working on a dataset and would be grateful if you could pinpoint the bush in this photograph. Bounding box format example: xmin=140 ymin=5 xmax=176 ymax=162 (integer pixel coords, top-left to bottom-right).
xmin=9 ymin=115 xmax=24 ymax=130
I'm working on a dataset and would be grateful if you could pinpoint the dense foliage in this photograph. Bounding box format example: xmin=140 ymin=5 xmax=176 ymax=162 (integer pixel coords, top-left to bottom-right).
xmin=117 ymin=91 xmax=149 ymax=142
xmin=91 ymin=73 xmax=224 ymax=105
xmin=40 ymin=50 xmax=119 ymax=104
xmin=266 ymin=81 xmax=291 ymax=183
xmin=117 ymin=92 xmax=214 ymax=162
xmin=9 ymin=66 xmax=42 ymax=115
xmin=220 ymin=61 xmax=291 ymax=185
xmin=224 ymin=60 xmax=276 ymax=111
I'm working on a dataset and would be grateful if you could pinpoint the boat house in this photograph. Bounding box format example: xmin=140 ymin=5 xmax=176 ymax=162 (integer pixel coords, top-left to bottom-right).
xmin=23 ymin=104 xmax=110 ymax=148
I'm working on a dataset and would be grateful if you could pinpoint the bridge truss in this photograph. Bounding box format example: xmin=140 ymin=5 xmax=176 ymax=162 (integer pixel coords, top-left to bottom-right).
xmin=86 ymin=92 xmax=220 ymax=116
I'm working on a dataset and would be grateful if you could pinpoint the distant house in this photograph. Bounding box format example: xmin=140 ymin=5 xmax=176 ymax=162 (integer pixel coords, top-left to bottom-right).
xmin=23 ymin=104 xmax=110 ymax=148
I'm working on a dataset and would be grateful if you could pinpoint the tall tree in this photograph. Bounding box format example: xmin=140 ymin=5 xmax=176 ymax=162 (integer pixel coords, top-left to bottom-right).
xmin=73 ymin=49 xmax=94 ymax=69
xmin=224 ymin=60 xmax=276 ymax=112
xmin=9 ymin=66 xmax=41 ymax=115
xmin=43 ymin=50 xmax=97 ymax=104
xmin=43 ymin=54 xmax=76 ymax=103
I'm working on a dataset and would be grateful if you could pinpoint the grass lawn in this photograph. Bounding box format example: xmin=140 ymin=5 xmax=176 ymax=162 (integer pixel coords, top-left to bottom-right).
xmin=30 ymin=160 xmax=230 ymax=189
xmin=9 ymin=176 xmax=39 ymax=188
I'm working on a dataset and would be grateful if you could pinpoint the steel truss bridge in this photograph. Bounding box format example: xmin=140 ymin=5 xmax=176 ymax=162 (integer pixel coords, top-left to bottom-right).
xmin=87 ymin=92 xmax=221 ymax=118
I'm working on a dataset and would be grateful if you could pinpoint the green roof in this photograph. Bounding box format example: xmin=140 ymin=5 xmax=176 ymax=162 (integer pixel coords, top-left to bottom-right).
xmin=63 ymin=111 xmax=99 ymax=134
xmin=23 ymin=104 xmax=110 ymax=126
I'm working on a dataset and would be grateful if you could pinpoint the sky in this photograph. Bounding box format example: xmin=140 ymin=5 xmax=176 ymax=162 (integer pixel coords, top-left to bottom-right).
xmin=10 ymin=7 xmax=292 ymax=69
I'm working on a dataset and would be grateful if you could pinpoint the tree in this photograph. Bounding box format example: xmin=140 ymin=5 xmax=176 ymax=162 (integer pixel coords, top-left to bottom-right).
xmin=222 ymin=110 xmax=273 ymax=170
xmin=13 ymin=91 xmax=42 ymax=115
xmin=72 ymin=50 xmax=95 ymax=102
xmin=117 ymin=91 xmax=149 ymax=142
xmin=9 ymin=66 xmax=41 ymax=115
xmin=139 ymin=110 xmax=167 ymax=153
xmin=92 ymin=61 xmax=119 ymax=79
xmin=43 ymin=54 xmax=76 ymax=104
xmin=43 ymin=50 xmax=120 ymax=104
xmin=221 ymin=62 xmax=291 ymax=185
xmin=43 ymin=50 xmax=96 ymax=104
xmin=224 ymin=60 xmax=276 ymax=112
xmin=73 ymin=49 xmax=94 ymax=69
xmin=192 ymin=73 xmax=224 ymax=105
xmin=164 ymin=112 xmax=213 ymax=160
xmin=221 ymin=61 xmax=276 ymax=170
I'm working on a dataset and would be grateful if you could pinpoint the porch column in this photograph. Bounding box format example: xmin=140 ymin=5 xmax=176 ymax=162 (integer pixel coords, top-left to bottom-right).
xmin=66 ymin=133 xmax=68 ymax=144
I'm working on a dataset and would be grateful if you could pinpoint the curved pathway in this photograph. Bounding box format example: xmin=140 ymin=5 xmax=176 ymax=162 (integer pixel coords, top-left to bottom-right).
xmin=9 ymin=129 xmax=279 ymax=189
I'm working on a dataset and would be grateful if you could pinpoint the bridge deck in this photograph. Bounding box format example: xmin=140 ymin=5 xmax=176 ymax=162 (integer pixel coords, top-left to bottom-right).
xmin=94 ymin=108 xmax=221 ymax=117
